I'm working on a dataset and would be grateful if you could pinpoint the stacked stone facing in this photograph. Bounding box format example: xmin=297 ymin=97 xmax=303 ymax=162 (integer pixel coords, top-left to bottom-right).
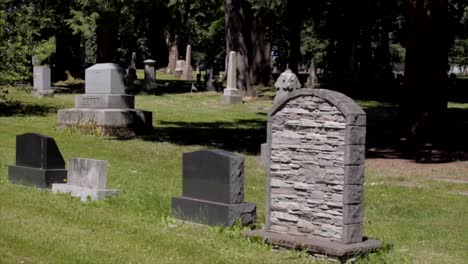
xmin=246 ymin=89 xmax=379 ymax=258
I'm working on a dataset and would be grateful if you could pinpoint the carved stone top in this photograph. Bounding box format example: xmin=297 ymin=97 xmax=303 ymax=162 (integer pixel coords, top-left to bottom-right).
xmin=274 ymin=69 xmax=302 ymax=104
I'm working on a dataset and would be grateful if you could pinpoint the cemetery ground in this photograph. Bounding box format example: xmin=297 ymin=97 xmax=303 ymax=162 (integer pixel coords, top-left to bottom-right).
xmin=0 ymin=85 xmax=467 ymax=264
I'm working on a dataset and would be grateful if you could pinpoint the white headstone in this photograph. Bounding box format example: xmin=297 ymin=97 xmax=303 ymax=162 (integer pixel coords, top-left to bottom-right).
xmin=182 ymin=45 xmax=193 ymax=80
xmin=222 ymin=51 xmax=241 ymax=104
xmin=226 ymin=51 xmax=237 ymax=90
xmin=33 ymin=66 xmax=51 ymax=90
xmin=67 ymin=158 xmax=108 ymax=189
xmin=85 ymin=63 xmax=126 ymax=94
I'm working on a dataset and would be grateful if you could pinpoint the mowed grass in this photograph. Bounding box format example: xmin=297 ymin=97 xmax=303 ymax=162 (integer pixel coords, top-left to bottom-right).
xmin=0 ymin=87 xmax=467 ymax=263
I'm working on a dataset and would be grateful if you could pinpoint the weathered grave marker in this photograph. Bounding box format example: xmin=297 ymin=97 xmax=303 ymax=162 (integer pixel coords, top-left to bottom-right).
xmin=172 ymin=149 xmax=256 ymax=226
xmin=32 ymin=66 xmax=54 ymax=98
xmin=247 ymin=89 xmax=380 ymax=259
xmin=174 ymin=59 xmax=185 ymax=77
xmin=144 ymin=59 xmax=156 ymax=90
xmin=52 ymin=158 xmax=120 ymax=202
xmin=57 ymin=63 xmax=153 ymax=138
xmin=8 ymin=133 xmax=67 ymax=188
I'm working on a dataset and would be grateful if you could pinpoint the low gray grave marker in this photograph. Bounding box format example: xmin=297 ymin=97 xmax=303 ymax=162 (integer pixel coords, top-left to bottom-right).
xmin=32 ymin=66 xmax=54 ymax=98
xmin=143 ymin=59 xmax=156 ymax=90
xmin=52 ymin=158 xmax=120 ymax=202
xmin=247 ymin=89 xmax=380 ymax=259
xmin=172 ymin=149 xmax=256 ymax=226
xmin=8 ymin=133 xmax=67 ymax=188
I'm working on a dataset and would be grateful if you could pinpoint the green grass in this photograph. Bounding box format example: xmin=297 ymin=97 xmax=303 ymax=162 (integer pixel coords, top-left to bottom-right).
xmin=0 ymin=87 xmax=467 ymax=263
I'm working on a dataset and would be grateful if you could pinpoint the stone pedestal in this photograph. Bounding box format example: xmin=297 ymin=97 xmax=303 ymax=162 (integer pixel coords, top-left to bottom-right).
xmin=57 ymin=63 xmax=153 ymax=138
xmin=52 ymin=158 xmax=120 ymax=202
xmin=32 ymin=66 xmax=53 ymax=98
xmin=8 ymin=133 xmax=67 ymax=188
xmin=222 ymin=88 xmax=242 ymax=105
xmin=172 ymin=149 xmax=256 ymax=226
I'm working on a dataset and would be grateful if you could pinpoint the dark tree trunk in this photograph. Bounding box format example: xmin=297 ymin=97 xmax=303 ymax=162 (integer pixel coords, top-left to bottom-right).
xmin=334 ymin=3 xmax=360 ymax=93
xmin=286 ymin=0 xmax=302 ymax=75
xmin=250 ymin=14 xmax=271 ymax=86
xmin=400 ymin=0 xmax=448 ymax=152
xmin=225 ymin=0 xmax=255 ymax=96
xmin=96 ymin=14 xmax=116 ymax=63
xmin=54 ymin=30 xmax=82 ymax=81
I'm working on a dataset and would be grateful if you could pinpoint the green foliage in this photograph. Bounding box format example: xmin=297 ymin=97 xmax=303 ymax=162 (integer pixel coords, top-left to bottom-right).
xmin=0 ymin=1 xmax=46 ymax=84
xmin=449 ymin=38 xmax=468 ymax=69
xmin=34 ymin=37 xmax=57 ymax=65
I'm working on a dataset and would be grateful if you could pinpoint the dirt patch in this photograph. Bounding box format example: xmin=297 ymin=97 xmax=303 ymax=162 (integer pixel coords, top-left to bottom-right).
xmin=366 ymin=158 xmax=468 ymax=182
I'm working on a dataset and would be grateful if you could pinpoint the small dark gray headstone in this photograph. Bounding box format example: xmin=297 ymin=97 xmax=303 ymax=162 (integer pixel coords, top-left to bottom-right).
xmin=172 ymin=149 xmax=256 ymax=227
xmin=8 ymin=133 xmax=67 ymax=188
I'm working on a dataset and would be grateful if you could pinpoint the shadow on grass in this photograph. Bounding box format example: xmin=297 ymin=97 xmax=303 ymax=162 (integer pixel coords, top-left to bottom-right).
xmin=364 ymin=104 xmax=468 ymax=162
xmin=139 ymin=118 xmax=267 ymax=155
xmin=0 ymin=99 xmax=58 ymax=117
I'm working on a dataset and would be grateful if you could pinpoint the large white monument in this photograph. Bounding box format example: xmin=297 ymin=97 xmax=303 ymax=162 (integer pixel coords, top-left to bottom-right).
xmin=222 ymin=51 xmax=242 ymax=105
xmin=57 ymin=63 xmax=153 ymax=138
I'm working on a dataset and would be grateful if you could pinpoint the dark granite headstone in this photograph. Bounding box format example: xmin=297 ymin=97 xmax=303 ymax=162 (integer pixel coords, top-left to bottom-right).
xmin=8 ymin=133 xmax=67 ymax=188
xmin=172 ymin=149 xmax=256 ymax=227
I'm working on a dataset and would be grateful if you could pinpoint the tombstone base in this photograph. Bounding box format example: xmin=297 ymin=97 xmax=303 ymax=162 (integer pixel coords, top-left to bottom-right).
xmin=222 ymin=95 xmax=242 ymax=105
xmin=245 ymin=230 xmax=380 ymax=258
xmin=32 ymin=89 xmax=54 ymax=98
xmin=172 ymin=196 xmax=256 ymax=227
xmin=52 ymin=184 xmax=120 ymax=202
xmin=8 ymin=165 xmax=67 ymax=189
xmin=180 ymin=74 xmax=193 ymax=81
xmin=75 ymin=94 xmax=135 ymax=109
xmin=57 ymin=108 xmax=153 ymax=138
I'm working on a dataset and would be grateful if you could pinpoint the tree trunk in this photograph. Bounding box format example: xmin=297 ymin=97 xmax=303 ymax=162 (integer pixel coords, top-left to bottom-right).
xmin=250 ymin=14 xmax=271 ymax=86
xmin=96 ymin=14 xmax=116 ymax=63
xmin=286 ymin=0 xmax=302 ymax=75
xmin=54 ymin=30 xmax=82 ymax=81
xmin=400 ymin=0 xmax=448 ymax=153
xmin=225 ymin=0 xmax=255 ymax=96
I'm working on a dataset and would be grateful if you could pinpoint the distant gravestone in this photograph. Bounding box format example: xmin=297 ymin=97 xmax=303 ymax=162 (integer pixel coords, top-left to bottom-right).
xmin=273 ymin=69 xmax=301 ymax=104
xmin=52 ymin=158 xmax=120 ymax=202
xmin=222 ymin=51 xmax=242 ymax=104
xmin=31 ymin=55 xmax=40 ymax=66
xmin=125 ymin=52 xmax=137 ymax=90
xmin=57 ymin=63 xmax=153 ymax=138
xmin=166 ymin=45 xmax=178 ymax=74
xmin=32 ymin=66 xmax=54 ymax=98
xmin=8 ymin=133 xmax=67 ymax=188
xmin=247 ymin=89 xmax=380 ymax=259
xmin=174 ymin=60 xmax=185 ymax=77
xmin=305 ymin=58 xmax=319 ymax=88
xmin=143 ymin=59 xmax=156 ymax=90
xmin=172 ymin=150 xmax=256 ymax=226
xmin=181 ymin=45 xmax=193 ymax=80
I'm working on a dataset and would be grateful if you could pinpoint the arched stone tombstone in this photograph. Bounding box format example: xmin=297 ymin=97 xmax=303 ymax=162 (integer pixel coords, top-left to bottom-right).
xmin=247 ymin=89 xmax=380 ymax=258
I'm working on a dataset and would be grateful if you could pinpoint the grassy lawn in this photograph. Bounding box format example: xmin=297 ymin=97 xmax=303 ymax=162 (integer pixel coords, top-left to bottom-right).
xmin=0 ymin=87 xmax=467 ymax=263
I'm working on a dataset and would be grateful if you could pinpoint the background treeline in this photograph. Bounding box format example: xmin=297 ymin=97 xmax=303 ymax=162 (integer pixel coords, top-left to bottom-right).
xmin=1 ymin=0 xmax=467 ymax=149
